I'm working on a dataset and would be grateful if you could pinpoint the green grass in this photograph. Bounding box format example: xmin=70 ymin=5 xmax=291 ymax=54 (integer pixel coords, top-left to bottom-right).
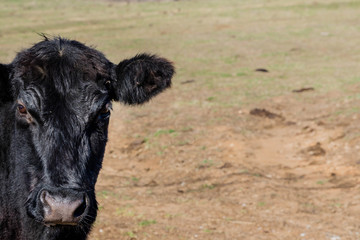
xmin=3 ymin=0 xmax=360 ymax=108
xmin=316 ymin=180 xmax=328 ymax=185
xmin=116 ymin=206 xmax=135 ymax=217
xmin=153 ymin=129 xmax=176 ymax=137
xmin=126 ymin=231 xmax=136 ymax=238
xmin=139 ymin=219 xmax=157 ymax=227
xmin=198 ymin=159 xmax=214 ymax=168
xmin=201 ymin=184 xmax=216 ymax=190
xmin=97 ymin=190 xmax=110 ymax=199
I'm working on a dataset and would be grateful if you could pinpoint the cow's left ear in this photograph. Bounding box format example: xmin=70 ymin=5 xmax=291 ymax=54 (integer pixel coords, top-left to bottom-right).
xmin=111 ymin=54 xmax=175 ymax=104
xmin=0 ymin=64 xmax=12 ymax=104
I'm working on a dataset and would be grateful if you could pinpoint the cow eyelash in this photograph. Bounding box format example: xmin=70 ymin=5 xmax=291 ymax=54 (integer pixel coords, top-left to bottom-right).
xmin=97 ymin=103 xmax=111 ymax=121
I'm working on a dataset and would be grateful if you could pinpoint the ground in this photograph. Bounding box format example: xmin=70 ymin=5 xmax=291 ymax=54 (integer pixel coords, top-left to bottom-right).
xmin=2 ymin=0 xmax=360 ymax=239
xmin=92 ymin=88 xmax=360 ymax=240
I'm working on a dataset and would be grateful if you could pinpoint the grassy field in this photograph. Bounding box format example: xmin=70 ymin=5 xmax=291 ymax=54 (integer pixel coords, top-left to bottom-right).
xmin=3 ymin=0 xmax=360 ymax=102
xmin=2 ymin=0 xmax=360 ymax=239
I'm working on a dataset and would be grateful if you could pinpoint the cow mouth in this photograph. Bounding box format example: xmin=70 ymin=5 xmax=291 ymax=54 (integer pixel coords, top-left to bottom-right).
xmin=44 ymin=221 xmax=79 ymax=227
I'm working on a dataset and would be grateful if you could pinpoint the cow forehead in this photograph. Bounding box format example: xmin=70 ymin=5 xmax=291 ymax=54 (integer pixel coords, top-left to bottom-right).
xmin=13 ymin=38 xmax=113 ymax=97
xmin=9 ymin=39 xmax=114 ymax=121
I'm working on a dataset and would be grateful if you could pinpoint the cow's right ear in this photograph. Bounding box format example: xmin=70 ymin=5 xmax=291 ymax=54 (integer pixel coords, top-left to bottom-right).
xmin=0 ymin=64 xmax=12 ymax=104
xmin=111 ymin=54 xmax=175 ymax=105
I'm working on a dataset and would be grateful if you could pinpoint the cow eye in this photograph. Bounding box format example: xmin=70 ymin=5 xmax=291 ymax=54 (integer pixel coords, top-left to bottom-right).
xmin=98 ymin=103 xmax=111 ymax=121
xmin=17 ymin=103 xmax=27 ymax=114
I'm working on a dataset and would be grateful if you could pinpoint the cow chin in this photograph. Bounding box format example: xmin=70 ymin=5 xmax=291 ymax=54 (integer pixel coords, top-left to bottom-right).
xmin=25 ymin=185 xmax=97 ymax=230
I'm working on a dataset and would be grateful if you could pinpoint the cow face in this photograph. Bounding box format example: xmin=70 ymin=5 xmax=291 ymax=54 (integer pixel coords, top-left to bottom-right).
xmin=0 ymin=37 xmax=174 ymax=232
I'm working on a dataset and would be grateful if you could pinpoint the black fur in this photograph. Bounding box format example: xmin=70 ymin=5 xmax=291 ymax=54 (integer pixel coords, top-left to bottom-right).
xmin=113 ymin=54 xmax=174 ymax=104
xmin=0 ymin=37 xmax=174 ymax=240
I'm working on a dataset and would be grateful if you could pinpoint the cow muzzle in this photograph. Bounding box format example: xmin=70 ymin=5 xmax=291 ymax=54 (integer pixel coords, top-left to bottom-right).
xmin=38 ymin=189 xmax=89 ymax=226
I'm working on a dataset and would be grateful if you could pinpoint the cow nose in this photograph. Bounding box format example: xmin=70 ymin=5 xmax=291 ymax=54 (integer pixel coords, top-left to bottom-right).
xmin=40 ymin=190 xmax=88 ymax=225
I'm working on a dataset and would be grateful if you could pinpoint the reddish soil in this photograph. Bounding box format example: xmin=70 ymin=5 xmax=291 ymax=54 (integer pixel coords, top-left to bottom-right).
xmin=90 ymin=86 xmax=360 ymax=240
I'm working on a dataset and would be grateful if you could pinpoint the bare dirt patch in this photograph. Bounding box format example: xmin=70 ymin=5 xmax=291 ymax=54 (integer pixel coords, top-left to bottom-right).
xmin=89 ymin=87 xmax=360 ymax=240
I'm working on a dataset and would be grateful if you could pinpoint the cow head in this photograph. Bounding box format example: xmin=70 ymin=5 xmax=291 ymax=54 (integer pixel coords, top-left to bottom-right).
xmin=0 ymin=37 xmax=174 ymax=234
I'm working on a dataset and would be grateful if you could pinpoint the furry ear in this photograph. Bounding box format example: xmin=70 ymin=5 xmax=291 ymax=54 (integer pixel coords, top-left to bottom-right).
xmin=112 ymin=54 xmax=175 ymax=104
xmin=0 ymin=64 xmax=12 ymax=104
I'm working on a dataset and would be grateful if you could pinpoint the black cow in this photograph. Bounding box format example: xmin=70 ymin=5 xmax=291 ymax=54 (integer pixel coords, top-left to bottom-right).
xmin=0 ymin=37 xmax=174 ymax=240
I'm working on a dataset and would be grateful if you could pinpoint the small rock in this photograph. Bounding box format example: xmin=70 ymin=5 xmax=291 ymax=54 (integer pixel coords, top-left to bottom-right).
xmin=292 ymin=87 xmax=314 ymax=93
xmin=250 ymin=108 xmax=284 ymax=120
xmin=219 ymin=162 xmax=233 ymax=169
xmin=181 ymin=79 xmax=195 ymax=84
xmin=306 ymin=142 xmax=326 ymax=156
xmin=255 ymin=68 xmax=269 ymax=73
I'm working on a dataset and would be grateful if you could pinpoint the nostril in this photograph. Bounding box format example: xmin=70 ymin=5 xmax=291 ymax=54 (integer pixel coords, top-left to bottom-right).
xmin=73 ymin=196 xmax=87 ymax=218
xmin=39 ymin=190 xmax=48 ymax=204
xmin=39 ymin=190 xmax=52 ymax=216
xmin=39 ymin=190 xmax=89 ymax=225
